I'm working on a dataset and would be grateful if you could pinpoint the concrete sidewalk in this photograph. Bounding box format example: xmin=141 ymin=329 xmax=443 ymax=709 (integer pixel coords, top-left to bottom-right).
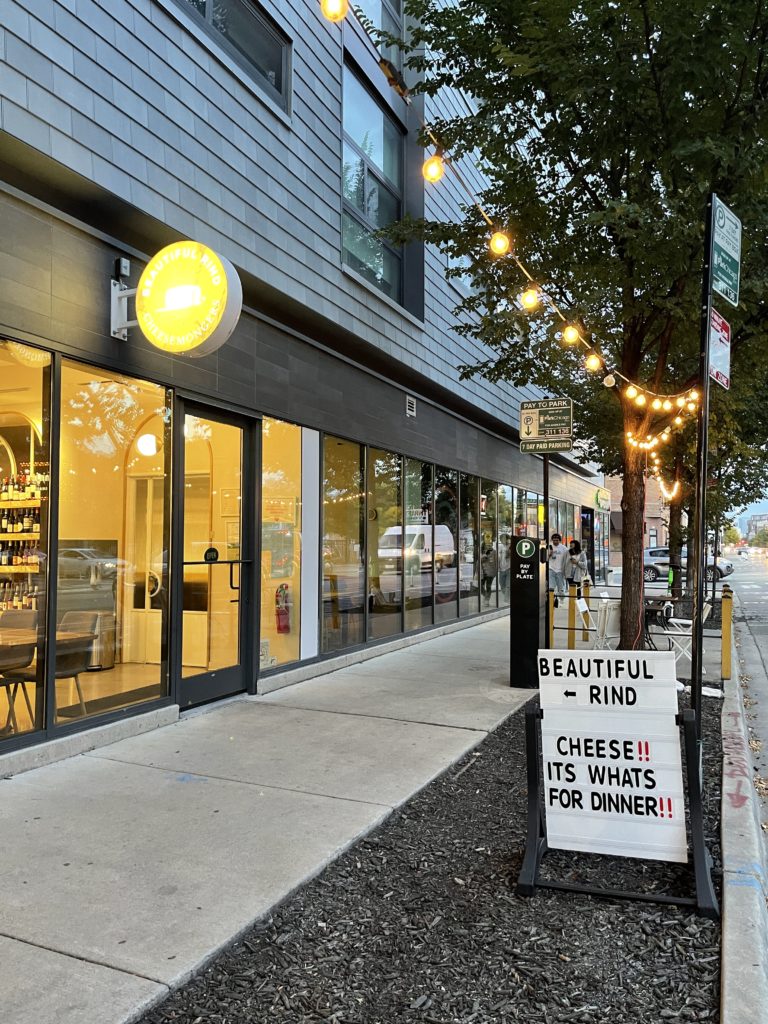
xmin=2 ymin=616 xmax=531 ymax=1024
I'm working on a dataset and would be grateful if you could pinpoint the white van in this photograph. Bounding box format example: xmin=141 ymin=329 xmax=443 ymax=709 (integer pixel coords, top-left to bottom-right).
xmin=378 ymin=524 xmax=456 ymax=573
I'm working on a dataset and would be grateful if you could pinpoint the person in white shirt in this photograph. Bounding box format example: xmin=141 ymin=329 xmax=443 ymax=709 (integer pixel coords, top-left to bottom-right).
xmin=548 ymin=533 xmax=569 ymax=597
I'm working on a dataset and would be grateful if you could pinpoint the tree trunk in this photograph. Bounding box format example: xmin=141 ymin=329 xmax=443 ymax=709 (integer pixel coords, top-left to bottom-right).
xmin=668 ymin=455 xmax=684 ymax=599
xmin=620 ymin=442 xmax=646 ymax=649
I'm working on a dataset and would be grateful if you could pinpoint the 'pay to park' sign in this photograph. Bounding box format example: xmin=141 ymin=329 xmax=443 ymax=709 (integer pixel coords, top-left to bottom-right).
xmin=538 ymin=650 xmax=686 ymax=864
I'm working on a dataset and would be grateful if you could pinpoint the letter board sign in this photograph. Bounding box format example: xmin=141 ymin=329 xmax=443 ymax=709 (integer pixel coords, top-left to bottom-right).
xmin=538 ymin=650 xmax=686 ymax=864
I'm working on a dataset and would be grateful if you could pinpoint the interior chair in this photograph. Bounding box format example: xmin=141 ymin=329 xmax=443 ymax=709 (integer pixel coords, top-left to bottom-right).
xmin=2 ymin=610 xmax=98 ymax=719
xmin=0 ymin=642 xmax=36 ymax=733
xmin=0 ymin=609 xmax=38 ymax=630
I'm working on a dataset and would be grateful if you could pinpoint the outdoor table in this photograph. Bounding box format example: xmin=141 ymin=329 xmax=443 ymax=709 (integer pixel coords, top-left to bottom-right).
xmin=644 ymin=597 xmax=673 ymax=651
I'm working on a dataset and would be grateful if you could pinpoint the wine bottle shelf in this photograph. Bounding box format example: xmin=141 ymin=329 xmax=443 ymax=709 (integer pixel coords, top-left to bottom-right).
xmin=0 ymin=534 xmax=41 ymax=542
xmin=0 ymin=564 xmax=40 ymax=574
xmin=0 ymin=499 xmax=42 ymax=509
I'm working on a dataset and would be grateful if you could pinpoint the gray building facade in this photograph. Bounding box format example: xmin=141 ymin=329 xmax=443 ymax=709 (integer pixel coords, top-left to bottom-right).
xmin=0 ymin=0 xmax=606 ymax=754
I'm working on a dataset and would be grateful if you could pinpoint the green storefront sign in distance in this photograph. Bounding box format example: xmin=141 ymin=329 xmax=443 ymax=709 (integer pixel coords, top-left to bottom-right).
xmin=519 ymin=398 xmax=573 ymax=453
xmin=712 ymin=195 xmax=741 ymax=308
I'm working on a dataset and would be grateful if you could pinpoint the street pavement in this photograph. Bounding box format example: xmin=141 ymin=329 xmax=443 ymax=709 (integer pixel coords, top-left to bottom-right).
xmin=730 ymin=554 xmax=768 ymax=848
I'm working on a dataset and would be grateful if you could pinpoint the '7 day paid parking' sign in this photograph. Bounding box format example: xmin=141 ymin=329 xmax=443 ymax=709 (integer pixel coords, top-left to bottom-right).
xmin=538 ymin=650 xmax=687 ymax=864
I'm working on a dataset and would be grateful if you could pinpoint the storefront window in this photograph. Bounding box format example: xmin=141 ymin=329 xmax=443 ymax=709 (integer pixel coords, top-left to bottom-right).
xmin=514 ymin=487 xmax=527 ymax=536
xmin=0 ymin=340 xmax=50 ymax=738
xmin=260 ymin=418 xmax=301 ymax=669
xmin=404 ymin=459 xmax=433 ymax=631
xmin=497 ymin=484 xmax=513 ymax=607
xmin=434 ymin=467 xmax=458 ymax=622
xmin=55 ymin=361 xmax=171 ymax=723
xmin=367 ymin=448 xmax=402 ymax=640
xmin=322 ymin=436 xmax=365 ymax=652
xmin=459 ymin=473 xmax=479 ymax=615
xmin=480 ymin=481 xmax=498 ymax=609
xmin=526 ymin=491 xmax=540 ymax=538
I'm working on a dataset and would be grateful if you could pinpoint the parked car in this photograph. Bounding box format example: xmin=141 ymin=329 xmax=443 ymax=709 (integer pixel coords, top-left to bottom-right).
xmin=643 ymin=546 xmax=734 ymax=583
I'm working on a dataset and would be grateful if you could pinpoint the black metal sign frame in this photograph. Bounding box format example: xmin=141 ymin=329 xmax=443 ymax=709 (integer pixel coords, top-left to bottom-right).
xmin=516 ymin=704 xmax=719 ymax=919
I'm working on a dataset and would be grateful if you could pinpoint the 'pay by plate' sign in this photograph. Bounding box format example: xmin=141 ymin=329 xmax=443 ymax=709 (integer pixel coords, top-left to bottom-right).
xmin=538 ymin=650 xmax=686 ymax=864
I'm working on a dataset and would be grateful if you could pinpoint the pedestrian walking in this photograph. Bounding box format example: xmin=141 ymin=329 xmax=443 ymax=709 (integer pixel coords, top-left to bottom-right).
xmin=566 ymin=539 xmax=589 ymax=598
xmin=548 ymin=533 xmax=569 ymax=598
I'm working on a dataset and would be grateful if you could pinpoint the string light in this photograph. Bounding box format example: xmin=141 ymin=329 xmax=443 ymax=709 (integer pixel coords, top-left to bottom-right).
xmin=489 ymin=231 xmax=512 ymax=256
xmin=322 ymin=0 xmax=703 ymax=448
xmin=563 ymin=325 xmax=580 ymax=344
xmin=320 ymin=0 xmax=349 ymax=21
xmin=422 ymin=152 xmax=446 ymax=183
xmin=658 ymin=479 xmax=681 ymax=501
xmin=584 ymin=351 xmax=602 ymax=372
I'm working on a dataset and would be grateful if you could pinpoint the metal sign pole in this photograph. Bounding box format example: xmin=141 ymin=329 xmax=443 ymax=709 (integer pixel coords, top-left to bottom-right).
xmin=690 ymin=193 xmax=714 ymax=739
xmin=543 ymin=453 xmax=550 ymax=647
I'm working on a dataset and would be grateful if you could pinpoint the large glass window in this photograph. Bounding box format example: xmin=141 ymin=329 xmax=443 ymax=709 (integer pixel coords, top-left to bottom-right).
xmin=480 ymin=481 xmax=498 ymax=609
xmin=55 ymin=362 xmax=171 ymax=723
xmin=434 ymin=467 xmax=458 ymax=622
xmin=514 ymin=487 xmax=528 ymax=536
xmin=180 ymin=0 xmax=290 ymax=109
xmin=367 ymin=448 xmax=402 ymax=640
xmin=260 ymin=418 xmax=301 ymax=669
xmin=0 ymin=341 xmax=50 ymax=738
xmin=356 ymin=0 xmax=402 ymax=67
xmin=404 ymin=459 xmax=433 ymax=631
xmin=459 ymin=473 xmax=479 ymax=615
xmin=322 ymin=436 xmax=365 ymax=652
xmin=498 ymin=484 xmax=513 ymax=607
xmin=342 ymin=67 xmax=403 ymax=301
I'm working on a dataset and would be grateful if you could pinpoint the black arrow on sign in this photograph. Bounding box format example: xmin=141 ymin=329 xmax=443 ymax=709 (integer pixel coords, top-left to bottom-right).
xmin=564 ymin=690 xmax=576 ymax=698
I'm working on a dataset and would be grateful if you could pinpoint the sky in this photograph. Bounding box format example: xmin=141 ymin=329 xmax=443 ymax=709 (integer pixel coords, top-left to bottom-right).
xmin=737 ymin=499 xmax=768 ymax=533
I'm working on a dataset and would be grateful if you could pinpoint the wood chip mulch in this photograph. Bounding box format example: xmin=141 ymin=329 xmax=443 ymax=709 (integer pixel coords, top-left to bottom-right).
xmin=140 ymin=697 xmax=721 ymax=1024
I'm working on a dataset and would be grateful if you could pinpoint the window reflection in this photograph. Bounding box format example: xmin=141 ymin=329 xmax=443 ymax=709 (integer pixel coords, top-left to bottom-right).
xmin=368 ymin=448 xmax=402 ymax=640
xmin=498 ymin=484 xmax=513 ymax=607
xmin=459 ymin=473 xmax=479 ymax=615
xmin=322 ymin=437 xmax=365 ymax=652
xmin=404 ymin=459 xmax=433 ymax=631
xmin=0 ymin=341 xmax=50 ymax=738
xmin=55 ymin=362 xmax=171 ymax=722
xmin=260 ymin=418 xmax=302 ymax=669
xmin=434 ymin=467 xmax=458 ymax=622
xmin=480 ymin=481 xmax=498 ymax=609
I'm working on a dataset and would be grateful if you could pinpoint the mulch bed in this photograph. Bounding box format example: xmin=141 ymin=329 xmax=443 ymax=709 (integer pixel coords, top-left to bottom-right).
xmin=141 ymin=697 xmax=722 ymax=1024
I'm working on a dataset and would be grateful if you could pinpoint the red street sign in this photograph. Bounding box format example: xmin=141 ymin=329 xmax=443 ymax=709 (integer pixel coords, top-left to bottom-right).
xmin=709 ymin=308 xmax=731 ymax=390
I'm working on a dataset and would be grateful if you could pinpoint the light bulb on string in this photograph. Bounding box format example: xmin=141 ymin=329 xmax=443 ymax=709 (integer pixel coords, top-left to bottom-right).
xmin=320 ymin=0 xmax=349 ymax=21
xmin=422 ymin=152 xmax=445 ymax=183
xmin=603 ymin=374 xmax=616 ymax=388
xmin=687 ymin=402 xmax=696 ymax=412
xmin=562 ymin=325 xmax=580 ymax=344
xmin=674 ymin=416 xmax=683 ymax=426
xmin=651 ymin=398 xmax=662 ymax=410
xmin=584 ymin=351 xmax=602 ymax=372
xmin=489 ymin=231 xmax=511 ymax=256
xmin=662 ymin=399 xmax=672 ymax=411
xmin=635 ymin=393 xmax=647 ymax=407
xmin=689 ymin=389 xmax=699 ymax=401
xmin=520 ymin=287 xmax=540 ymax=310
xmin=676 ymin=396 xmax=686 ymax=408
xmin=625 ymin=385 xmax=638 ymax=400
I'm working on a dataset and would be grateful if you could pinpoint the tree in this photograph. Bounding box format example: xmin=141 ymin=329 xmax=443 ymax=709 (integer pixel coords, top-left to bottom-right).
xmin=390 ymin=0 xmax=768 ymax=646
xmin=723 ymin=525 xmax=741 ymax=545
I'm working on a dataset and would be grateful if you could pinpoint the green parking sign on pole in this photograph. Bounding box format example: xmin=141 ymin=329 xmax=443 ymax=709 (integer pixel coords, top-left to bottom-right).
xmin=712 ymin=195 xmax=741 ymax=308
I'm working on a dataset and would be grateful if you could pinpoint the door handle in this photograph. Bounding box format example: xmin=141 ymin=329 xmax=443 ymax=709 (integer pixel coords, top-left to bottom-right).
xmin=229 ymin=562 xmax=239 ymax=592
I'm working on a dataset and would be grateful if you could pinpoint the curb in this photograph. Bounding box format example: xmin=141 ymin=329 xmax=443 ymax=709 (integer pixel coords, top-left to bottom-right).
xmin=720 ymin=612 xmax=768 ymax=1024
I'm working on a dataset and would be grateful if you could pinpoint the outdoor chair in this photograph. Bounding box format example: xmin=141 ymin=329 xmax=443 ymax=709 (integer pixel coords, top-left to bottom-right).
xmin=665 ymin=602 xmax=711 ymax=672
xmin=593 ymin=596 xmax=621 ymax=650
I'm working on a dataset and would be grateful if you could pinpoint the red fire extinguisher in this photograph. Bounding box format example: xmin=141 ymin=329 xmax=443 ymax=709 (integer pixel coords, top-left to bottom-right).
xmin=275 ymin=583 xmax=290 ymax=634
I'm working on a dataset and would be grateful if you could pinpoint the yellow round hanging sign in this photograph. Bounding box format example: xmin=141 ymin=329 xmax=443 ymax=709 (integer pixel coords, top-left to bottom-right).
xmin=135 ymin=240 xmax=242 ymax=357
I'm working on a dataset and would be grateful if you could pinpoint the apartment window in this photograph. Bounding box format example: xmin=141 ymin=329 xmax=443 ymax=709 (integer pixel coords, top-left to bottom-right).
xmin=356 ymin=0 xmax=402 ymax=67
xmin=342 ymin=66 xmax=404 ymax=302
xmin=181 ymin=0 xmax=289 ymax=108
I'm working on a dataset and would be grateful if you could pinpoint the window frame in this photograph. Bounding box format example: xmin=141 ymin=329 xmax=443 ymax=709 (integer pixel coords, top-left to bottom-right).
xmin=176 ymin=0 xmax=291 ymax=112
xmin=342 ymin=65 xmax=405 ymax=304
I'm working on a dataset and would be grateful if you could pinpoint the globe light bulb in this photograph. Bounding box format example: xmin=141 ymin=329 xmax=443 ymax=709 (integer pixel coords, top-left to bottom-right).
xmin=662 ymin=432 xmax=671 ymax=441
xmin=635 ymin=393 xmax=647 ymax=407
xmin=651 ymin=398 xmax=662 ymax=410
xmin=520 ymin=287 xmax=540 ymax=310
xmin=584 ymin=351 xmax=602 ymax=371
xmin=676 ymin=396 xmax=686 ymax=407
xmin=320 ymin=0 xmax=349 ymax=20
xmin=662 ymin=399 xmax=672 ymax=411
xmin=603 ymin=374 xmax=616 ymax=388
xmin=422 ymin=153 xmax=445 ymax=183
xmin=625 ymin=385 xmax=638 ymax=400
xmin=674 ymin=416 xmax=683 ymax=426
xmin=563 ymin=325 xmax=580 ymax=344
xmin=626 ymin=431 xmax=633 ymax=439
xmin=489 ymin=231 xmax=511 ymax=256
xmin=687 ymin=401 xmax=696 ymax=412
xmin=689 ymin=389 xmax=699 ymax=401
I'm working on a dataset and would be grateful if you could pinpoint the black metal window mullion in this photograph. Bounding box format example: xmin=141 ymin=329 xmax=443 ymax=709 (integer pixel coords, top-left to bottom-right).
xmin=44 ymin=353 xmax=62 ymax=733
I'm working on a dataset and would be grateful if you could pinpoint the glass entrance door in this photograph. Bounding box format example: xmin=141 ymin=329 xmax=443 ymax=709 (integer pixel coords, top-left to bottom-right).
xmin=178 ymin=406 xmax=253 ymax=708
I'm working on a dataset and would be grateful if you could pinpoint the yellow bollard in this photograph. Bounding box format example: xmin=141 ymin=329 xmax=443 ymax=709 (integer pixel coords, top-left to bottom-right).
xmin=721 ymin=584 xmax=733 ymax=681
xmin=548 ymin=588 xmax=555 ymax=648
xmin=582 ymin=580 xmax=591 ymax=642
xmin=567 ymin=581 xmax=577 ymax=649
